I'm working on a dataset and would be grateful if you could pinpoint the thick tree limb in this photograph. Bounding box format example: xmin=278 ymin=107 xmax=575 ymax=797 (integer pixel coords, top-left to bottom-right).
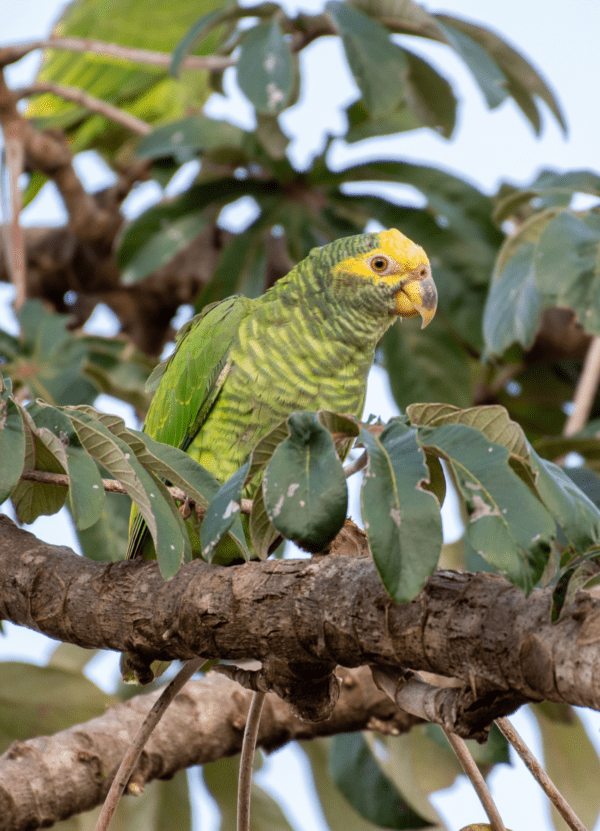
xmin=0 ymin=666 xmax=412 ymax=831
xmin=2 ymin=514 xmax=600 ymax=720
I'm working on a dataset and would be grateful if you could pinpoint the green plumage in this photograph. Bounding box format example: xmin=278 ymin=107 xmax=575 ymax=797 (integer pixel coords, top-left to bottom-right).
xmin=128 ymin=230 xmax=433 ymax=560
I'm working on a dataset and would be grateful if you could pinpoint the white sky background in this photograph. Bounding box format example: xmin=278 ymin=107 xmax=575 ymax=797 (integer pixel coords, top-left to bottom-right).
xmin=2 ymin=1 xmax=600 ymax=830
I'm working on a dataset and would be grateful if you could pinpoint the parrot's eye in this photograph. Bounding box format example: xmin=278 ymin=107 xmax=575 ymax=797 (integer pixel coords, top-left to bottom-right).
xmin=370 ymin=256 xmax=389 ymax=272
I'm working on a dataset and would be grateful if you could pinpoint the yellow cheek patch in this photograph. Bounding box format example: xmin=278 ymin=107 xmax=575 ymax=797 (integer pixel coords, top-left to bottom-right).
xmin=332 ymin=228 xmax=429 ymax=284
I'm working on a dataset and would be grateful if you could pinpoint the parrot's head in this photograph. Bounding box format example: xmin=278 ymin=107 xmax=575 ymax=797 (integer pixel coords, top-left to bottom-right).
xmin=331 ymin=228 xmax=437 ymax=328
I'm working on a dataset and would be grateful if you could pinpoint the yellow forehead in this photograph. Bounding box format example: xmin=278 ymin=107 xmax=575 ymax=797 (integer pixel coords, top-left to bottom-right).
xmin=333 ymin=228 xmax=428 ymax=282
xmin=377 ymin=229 xmax=427 ymax=269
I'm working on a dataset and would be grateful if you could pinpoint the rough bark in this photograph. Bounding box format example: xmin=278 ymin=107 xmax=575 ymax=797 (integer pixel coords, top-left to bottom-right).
xmin=2 ymin=514 xmax=600 ymax=719
xmin=0 ymin=666 xmax=414 ymax=831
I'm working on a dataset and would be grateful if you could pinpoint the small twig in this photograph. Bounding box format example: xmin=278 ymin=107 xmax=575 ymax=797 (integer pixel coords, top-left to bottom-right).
xmin=442 ymin=728 xmax=507 ymax=831
xmin=237 ymin=690 xmax=266 ymax=831
xmin=18 ymin=467 xmax=254 ymax=514
xmin=496 ymin=716 xmax=588 ymax=831
xmin=15 ymin=82 xmax=152 ymax=136
xmin=563 ymin=336 xmax=600 ymax=437
xmin=343 ymin=450 xmax=367 ymax=478
xmin=93 ymin=656 xmax=207 ymax=831
xmin=0 ymin=37 xmax=235 ymax=71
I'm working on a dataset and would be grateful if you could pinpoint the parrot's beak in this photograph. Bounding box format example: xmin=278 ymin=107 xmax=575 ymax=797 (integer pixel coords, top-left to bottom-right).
xmin=393 ymin=265 xmax=437 ymax=328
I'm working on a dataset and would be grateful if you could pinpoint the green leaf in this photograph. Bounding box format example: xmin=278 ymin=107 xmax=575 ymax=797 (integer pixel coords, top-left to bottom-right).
xmin=250 ymin=481 xmax=282 ymax=560
xmin=10 ymin=404 xmax=69 ymax=524
xmin=60 ymin=407 xmax=190 ymax=578
xmin=403 ymin=47 xmax=457 ymax=138
xmin=117 ymin=179 xmax=279 ymax=273
xmin=0 ymin=386 xmax=26 ymax=503
xmin=11 ymin=301 xmax=96 ymax=406
xmin=54 ymin=769 xmax=192 ymax=831
xmin=82 ymin=335 xmax=154 ymax=412
xmin=135 ymin=113 xmax=248 ymax=159
xmin=529 ymin=449 xmax=600 ymax=554
xmin=26 ymin=401 xmax=105 ymax=530
xmin=373 ymin=728 xmax=461 ymax=825
xmin=197 ymin=218 xmax=271 ymax=308
xmin=263 ymin=412 xmax=348 ymax=552
xmin=48 ymin=642 xmax=99 ymax=674
xmin=122 ymin=212 xmax=210 ymax=284
xmin=328 ymin=733 xmax=432 ymax=829
xmin=75 ymin=488 xmax=132 ymax=563
xmin=493 ymin=169 xmax=600 ymax=224
xmin=237 ymin=20 xmax=294 ymax=114
xmin=329 ymin=160 xmax=500 ymax=247
xmin=435 ymin=18 xmax=508 ymax=109
xmin=246 ymin=419 xmax=291 ymax=559
xmin=200 ymin=461 xmax=250 ymax=562
xmin=436 ymin=13 xmax=566 ymax=133
xmin=203 ymin=754 xmax=294 ymax=831
xmin=317 ymin=410 xmax=360 ymax=460
xmin=91 ymin=410 xmax=250 ymax=563
xmin=326 ymin=1 xmax=408 ymax=118
xmin=416 ymin=423 xmax=555 ymax=592
xmin=552 ymin=551 xmax=600 ymax=621
xmin=25 ymin=0 xmax=228 ymax=159
xmin=382 ymin=318 xmax=472 ymax=409
xmin=483 ymin=242 xmax=543 ymax=357
xmin=170 ymin=8 xmax=231 ymax=78
xmin=360 ymin=421 xmax=442 ymax=603
xmin=0 ymin=662 xmax=114 ymax=754
xmin=533 ymin=706 xmax=600 ymax=831
xmin=535 ymin=210 xmax=600 ymax=336
xmin=344 ymin=100 xmax=421 ymax=144
xmin=407 ymin=402 xmax=530 ymax=459
xmin=301 ymin=739 xmax=384 ymax=831
xmin=563 ymin=466 xmax=600 ymax=507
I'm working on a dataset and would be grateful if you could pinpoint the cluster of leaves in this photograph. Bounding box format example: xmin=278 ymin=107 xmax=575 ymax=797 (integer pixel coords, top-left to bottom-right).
xmin=3 ymin=358 xmax=600 ymax=610
xmin=484 ymin=170 xmax=600 ymax=359
xmin=0 ymin=300 xmax=153 ymax=410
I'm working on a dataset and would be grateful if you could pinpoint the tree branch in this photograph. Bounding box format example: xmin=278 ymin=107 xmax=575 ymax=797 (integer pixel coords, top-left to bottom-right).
xmin=2 ymin=514 xmax=600 ymax=721
xmin=17 ymin=469 xmax=254 ymax=516
xmin=0 ymin=665 xmax=411 ymax=831
xmin=0 ymin=38 xmax=234 ymax=71
xmin=14 ymin=82 xmax=152 ymax=136
xmin=0 ymin=71 xmax=26 ymax=312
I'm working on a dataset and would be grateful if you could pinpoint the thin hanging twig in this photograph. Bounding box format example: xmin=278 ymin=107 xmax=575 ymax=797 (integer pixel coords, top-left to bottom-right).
xmin=496 ymin=717 xmax=588 ymax=831
xmin=93 ymin=656 xmax=207 ymax=831
xmin=442 ymin=728 xmax=507 ymax=831
xmin=237 ymin=691 xmax=266 ymax=831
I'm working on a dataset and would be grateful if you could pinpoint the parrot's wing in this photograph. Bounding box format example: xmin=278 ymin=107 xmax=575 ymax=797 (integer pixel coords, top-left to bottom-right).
xmin=143 ymin=296 xmax=251 ymax=448
xmin=127 ymin=295 xmax=252 ymax=559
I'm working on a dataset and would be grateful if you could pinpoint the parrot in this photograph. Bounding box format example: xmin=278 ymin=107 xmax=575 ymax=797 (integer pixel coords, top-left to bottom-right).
xmin=127 ymin=228 xmax=437 ymax=561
